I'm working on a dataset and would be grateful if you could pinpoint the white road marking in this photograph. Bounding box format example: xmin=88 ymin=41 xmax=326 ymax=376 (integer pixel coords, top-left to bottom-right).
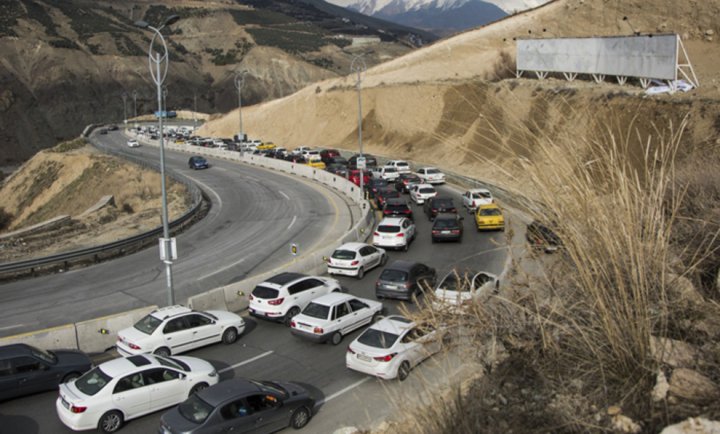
xmin=218 ymin=350 xmax=274 ymax=374
xmin=319 ymin=377 xmax=372 ymax=404
xmin=279 ymin=191 xmax=290 ymax=200
xmin=199 ymin=258 xmax=246 ymax=280
xmin=185 ymin=176 xmax=223 ymax=209
xmin=287 ymin=215 xmax=297 ymax=230
xmin=0 ymin=324 xmax=25 ymax=331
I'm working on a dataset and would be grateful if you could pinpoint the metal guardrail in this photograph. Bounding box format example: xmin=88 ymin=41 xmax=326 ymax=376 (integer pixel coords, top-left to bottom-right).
xmin=0 ymin=128 xmax=206 ymax=279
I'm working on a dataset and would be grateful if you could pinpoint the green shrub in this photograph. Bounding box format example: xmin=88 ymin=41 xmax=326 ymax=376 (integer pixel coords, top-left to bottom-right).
xmin=22 ymin=0 xmax=59 ymax=36
xmin=0 ymin=0 xmax=23 ymax=37
xmin=50 ymin=137 xmax=87 ymax=153
xmin=49 ymin=38 xmax=80 ymax=50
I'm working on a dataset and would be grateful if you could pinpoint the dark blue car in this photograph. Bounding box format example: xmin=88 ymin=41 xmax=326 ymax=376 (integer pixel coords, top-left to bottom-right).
xmin=188 ymin=156 xmax=209 ymax=170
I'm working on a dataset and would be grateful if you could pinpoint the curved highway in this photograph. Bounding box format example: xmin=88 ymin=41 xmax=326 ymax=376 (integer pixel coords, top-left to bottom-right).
xmin=0 ymin=130 xmax=354 ymax=335
xmin=1 ymin=170 xmax=512 ymax=433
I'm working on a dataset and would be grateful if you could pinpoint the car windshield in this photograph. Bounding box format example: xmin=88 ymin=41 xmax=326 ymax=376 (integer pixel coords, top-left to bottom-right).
xmin=473 ymin=191 xmax=491 ymax=199
xmin=252 ymin=285 xmax=279 ymax=299
xmin=194 ymin=158 xmax=207 ymax=164
xmin=134 ymin=314 xmax=162 ymax=335
xmin=419 ymin=187 xmax=435 ymax=194
xmin=156 ymin=356 xmax=188 ymax=372
xmin=30 ymin=347 xmax=57 ymax=364
xmin=379 ymin=269 xmax=408 ymax=282
xmin=433 ymin=219 xmax=458 ymax=229
xmin=425 ymin=169 xmax=440 ymax=174
xmin=178 ymin=394 xmax=214 ymax=424
xmin=302 ymin=302 xmax=330 ymax=320
xmin=377 ymin=225 xmax=400 ymax=233
xmin=384 ymin=167 xmax=397 ymax=173
xmin=75 ymin=367 xmax=112 ymax=396
xmin=433 ymin=199 xmax=453 ymax=208
xmin=438 ymin=274 xmax=470 ymax=292
xmin=358 ymin=328 xmax=399 ymax=349
xmin=332 ymin=250 xmax=357 ymax=260
xmin=253 ymin=380 xmax=289 ymax=399
xmin=479 ymin=208 xmax=501 ymax=216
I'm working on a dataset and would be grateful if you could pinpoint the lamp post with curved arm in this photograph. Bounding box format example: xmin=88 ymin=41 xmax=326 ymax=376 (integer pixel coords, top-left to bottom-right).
xmin=234 ymin=70 xmax=247 ymax=142
xmin=135 ymin=15 xmax=181 ymax=307
xmin=351 ymin=55 xmax=367 ymax=194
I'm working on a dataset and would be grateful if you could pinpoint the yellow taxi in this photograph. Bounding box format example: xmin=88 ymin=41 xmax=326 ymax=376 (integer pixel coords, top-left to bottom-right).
xmin=306 ymin=159 xmax=326 ymax=169
xmin=257 ymin=141 xmax=276 ymax=150
xmin=475 ymin=203 xmax=504 ymax=231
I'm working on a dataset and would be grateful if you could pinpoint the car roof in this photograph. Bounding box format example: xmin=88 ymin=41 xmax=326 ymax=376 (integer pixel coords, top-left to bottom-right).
xmin=308 ymin=292 xmax=354 ymax=306
xmin=382 ymin=260 xmax=419 ymax=272
xmin=150 ymin=305 xmax=192 ymax=320
xmin=416 ymin=184 xmax=435 ymax=189
xmin=264 ymin=272 xmax=307 ymax=285
xmin=419 ymin=167 xmax=438 ymax=170
xmin=378 ymin=217 xmax=405 ymax=225
xmin=336 ymin=242 xmax=369 ymax=252
xmin=370 ymin=315 xmax=414 ymax=334
xmin=468 ymin=188 xmax=491 ymax=194
xmin=99 ymin=354 xmax=159 ymax=378
xmin=0 ymin=343 xmax=39 ymax=358
xmin=385 ymin=198 xmax=407 ymax=205
xmin=434 ymin=213 xmax=459 ymax=220
xmin=197 ymin=378 xmax=262 ymax=407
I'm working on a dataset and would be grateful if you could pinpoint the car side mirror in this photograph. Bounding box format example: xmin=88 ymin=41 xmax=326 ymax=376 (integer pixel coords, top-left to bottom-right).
xmin=179 ymin=373 xmax=187 ymax=380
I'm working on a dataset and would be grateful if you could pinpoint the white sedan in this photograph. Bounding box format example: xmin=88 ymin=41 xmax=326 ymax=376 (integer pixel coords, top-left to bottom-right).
xmin=432 ymin=270 xmax=499 ymax=310
xmin=116 ymin=305 xmax=245 ymax=357
xmin=290 ymin=293 xmax=383 ymax=345
xmin=462 ymin=188 xmax=494 ymax=212
xmin=326 ymin=242 xmax=387 ymax=279
xmin=126 ymin=139 xmax=140 ymax=148
xmin=346 ymin=315 xmax=444 ymax=381
xmin=416 ymin=167 xmax=445 ymax=184
xmin=56 ymin=354 xmax=218 ymax=433
xmin=409 ymin=184 xmax=437 ymax=205
xmin=372 ymin=217 xmax=416 ymax=251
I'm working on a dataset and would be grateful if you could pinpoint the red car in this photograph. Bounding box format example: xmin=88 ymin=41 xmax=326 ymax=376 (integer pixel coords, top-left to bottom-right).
xmin=348 ymin=169 xmax=370 ymax=187
xmin=320 ymin=149 xmax=341 ymax=163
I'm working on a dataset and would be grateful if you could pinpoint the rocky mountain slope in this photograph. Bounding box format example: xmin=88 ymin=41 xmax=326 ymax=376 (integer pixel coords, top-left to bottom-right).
xmin=0 ymin=0 xmax=435 ymax=166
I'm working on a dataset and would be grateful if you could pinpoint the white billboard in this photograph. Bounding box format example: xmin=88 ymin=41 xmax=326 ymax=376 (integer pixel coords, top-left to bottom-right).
xmin=517 ymin=34 xmax=679 ymax=80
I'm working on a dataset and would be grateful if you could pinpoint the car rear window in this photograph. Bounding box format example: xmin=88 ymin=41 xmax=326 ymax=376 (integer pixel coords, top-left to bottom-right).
xmin=384 ymin=167 xmax=397 ymax=173
xmin=75 ymin=367 xmax=112 ymax=396
xmin=433 ymin=199 xmax=454 ymax=208
xmin=252 ymin=285 xmax=280 ymax=299
xmin=473 ymin=191 xmax=491 ymax=199
xmin=358 ymin=328 xmax=399 ymax=349
xmin=379 ymin=269 xmax=408 ymax=282
xmin=332 ymin=249 xmax=357 ymax=260
xmin=377 ymin=225 xmax=400 ymax=233
xmin=134 ymin=314 xmax=163 ymax=335
xmin=302 ymin=302 xmax=330 ymax=320
xmin=433 ymin=219 xmax=458 ymax=229
xmin=419 ymin=187 xmax=435 ymax=194
xmin=178 ymin=394 xmax=214 ymax=424
xmin=386 ymin=204 xmax=409 ymax=211
xmin=438 ymin=274 xmax=467 ymax=292
xmin=479 ymin=208 xmax=501 ymax=216
xmin=426 ymin=168 xmax=440 ymax=174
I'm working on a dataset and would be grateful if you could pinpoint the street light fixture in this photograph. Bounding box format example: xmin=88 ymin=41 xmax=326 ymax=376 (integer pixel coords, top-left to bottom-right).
xmin=135 ymin=14 xmax=181 ymax=307
xmin=350 ymin=55 xmax=367 ymax=195
xmin=234 ymin=70 xmax=247 ymax=142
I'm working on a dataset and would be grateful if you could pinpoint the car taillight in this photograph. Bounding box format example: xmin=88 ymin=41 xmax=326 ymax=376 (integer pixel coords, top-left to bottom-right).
xmin=313 ymin=327 xmax=324 ymax=334
xmin=128 ymin=343 xmax=141 ymax=350
xmin=351 ymin=260 xmax=360 ymax=266
xmin=290 ymin=321 xmax=296 ymax=328
xmin=451 ymin=230 xmax=460 ymax=234
xmin=347 ymin=347 xmax=356 ymax=354
xmin=396 ymin=233 xmax=405 ymax=237
xmin=432 ymin=208 xmax=437 ymax=213
xmin=383 ymin=210 xmax=391 ymax=214
xmin=403 ymin=209 xmax=411 ymax=214
xmin=374 ymin=353 xmax=396 ymax=362
xmin=373 ymin=232 xmax=379 ymax=236
xmin=70 ymin=405 xmax=87 ymax=413
xmin=432 ymin=230 xmax=440 ymax=235
xmin=268 ymin=298 xmax=285 ymax=305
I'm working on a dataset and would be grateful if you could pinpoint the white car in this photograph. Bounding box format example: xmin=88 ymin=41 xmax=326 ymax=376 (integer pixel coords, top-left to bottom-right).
xmin=374 ymin=166 xmax=400 ymax=181
xmin=290 ymin=293 xmax=383 ymax=345
xmin=327 ymin=242 xmax=387 ymax=279
xmin=432 ymin=270 xmax=499 ymax=309
xmin=386 ymin=160 xmax=411 ymax=174
xmin=303 ymin=150 xmax=322 ymax=162
xmin=372 ymin=217 xmax=416 ymax=251
xmin=249 ymin=272 xmax=342 ymax=326
xmin=346 ymin=315 xmax=444 ymax=381
xmin=409 ymin=183 xmax=437 ymax=205
xmin=291 ymin=146 xmax=310 ymax=156
xmin=416 ymin=167 xmax=446 ymax=185
xmin=126 ymin=139 xmax=140 ymax=148
xmin=462 ymin=188 xmax=494 ymax=212
xmin=116 ymin=305 xmax=245 ymax=357
xmin=56 ymin=354 xmax=218 ymax=433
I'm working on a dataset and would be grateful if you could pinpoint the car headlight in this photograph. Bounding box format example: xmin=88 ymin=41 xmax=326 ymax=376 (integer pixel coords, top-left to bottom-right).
xmin=209 ymin=370 xmax=218 ymax=377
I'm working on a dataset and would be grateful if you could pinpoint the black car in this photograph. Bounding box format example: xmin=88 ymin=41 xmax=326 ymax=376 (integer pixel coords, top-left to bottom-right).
xmin=159 ymin=378 xmax=315 ymax=434
xmin=526 ymin=221 xmax=562 ymax=253
xmin=326 ymin=163 xmax=347 ymax=175
xmin=395 ymin=174 xmax=422 ymax=193
xmin=98 ymin=128 xmax=108 ymax=135
xmin=375 ymin=187 xmax=401 ymax=209
xmin=365 ymin=178 xmax=389 ymax=199
xmin=423 ymin=197 xmax=458 ymax=221
xmin=326 ymin=156 xmax=348 ymax=167
xmin=431 ymin=213 xmax=464 ymax=243
xmin=348 ymin=154 xmax=378 ymax=169
xmin=375 ymin=260 xmax=436 ymax=301
xmin=108 ymin=125 xmax=119 ymax=131
xmin=188 ymin=156 xmax=209 ymax=170
xmin=0 ymin=343 xmax=92 ymax=401
xmin=382 ymin=198 xmax=413 ymax=220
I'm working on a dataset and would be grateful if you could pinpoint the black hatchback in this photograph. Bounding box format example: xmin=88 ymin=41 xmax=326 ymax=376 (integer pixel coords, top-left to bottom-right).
xmin=0 ymin=343 xmax=92 ymax=401
xmin=160 ymin=378 xmax=315 ymax=434
xmin=382 ymin=198 xmax=413 ymax=220
xmin=423 ymin=197 xmax=458 ymax=221
xmin=188 ymin=156 xmax=209 ymax=170
xmin=431 ymin=213 xmax=464 ymax=243
xmin=375 ymin=260 xmax=437 ymax=301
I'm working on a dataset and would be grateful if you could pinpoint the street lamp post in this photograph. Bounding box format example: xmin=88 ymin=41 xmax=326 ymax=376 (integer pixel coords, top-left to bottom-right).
xmin=121 ymin=91 xmax=128 ymax=125
xmin=132 ymin=90 xmax=138 ymax=119
xmin=351 ymin=55 xmax=367 ymax=195
xmin=162 ymin=85 xmax=168 ymax=122
xmin=135 ymin=15 xmax=181 ymax=307
xmin=234 ymin=71 xmax=247 ymax=142
xmin=193 ymin=91 xmax=197 ymax=128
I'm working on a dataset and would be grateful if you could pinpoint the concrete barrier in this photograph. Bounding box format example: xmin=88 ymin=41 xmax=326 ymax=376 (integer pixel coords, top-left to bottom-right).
xmin=187 ymin=287 xmax=228 ymax=312
xmin=74 ymin=306 xmax=158 ymax=353
xmin=0 ymin=323 xmax=78 ymax=350
xmin=0 ymin=215 xmax=72 ymax=241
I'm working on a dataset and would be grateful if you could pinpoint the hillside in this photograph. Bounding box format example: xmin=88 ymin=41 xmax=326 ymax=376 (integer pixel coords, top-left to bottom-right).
xmin=0 ymin=0 xmax=435 ymax=167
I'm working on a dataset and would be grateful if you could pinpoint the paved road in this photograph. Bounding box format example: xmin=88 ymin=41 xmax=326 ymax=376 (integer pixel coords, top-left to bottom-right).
xmin=0 ymin=131 xmax=354 ymax=336
xmin=0 ymin=178 xmax=511 ymax=433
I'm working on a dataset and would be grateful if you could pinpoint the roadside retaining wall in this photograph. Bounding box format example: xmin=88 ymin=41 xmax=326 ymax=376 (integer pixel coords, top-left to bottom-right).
xmin=74 ymin=306 xmax=159 ymax=353
xmin=0 ymin=323 xmax=78 ymax=350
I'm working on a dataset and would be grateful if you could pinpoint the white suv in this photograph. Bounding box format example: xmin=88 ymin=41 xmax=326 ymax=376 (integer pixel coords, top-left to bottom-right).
xmin=116 ymin=305 xmax=246 ymax=357
xmin=249 ymin=273 xmax=342 ymax=326
xmin=373 ymin=217 xmax=416 ymax=251
xmin=462 ymin=188 xmax=494 ymax=213
xmin=386 ymin=160 xmax=411 ymax=174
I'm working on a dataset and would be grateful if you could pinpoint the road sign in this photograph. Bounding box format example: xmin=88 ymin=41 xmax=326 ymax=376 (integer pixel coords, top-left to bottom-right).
xmin=159 ymin=237 xmax=177 ymax=261
xmin=290 ymin=243 xmax=298 ymax=256
xmin=357 ymin=156 xmax=366 ymax=169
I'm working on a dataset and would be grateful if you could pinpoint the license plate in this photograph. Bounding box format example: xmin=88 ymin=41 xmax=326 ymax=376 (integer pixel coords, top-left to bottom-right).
xmin=357 ymin=354 xmax=371 ymax=362
xmin=61 ymin=398 xmax=70 ymax=409
xmin=441 ymin=230 xmax=450 ymax=234
xmin=385 ymin=284 xmax=398 ymax=290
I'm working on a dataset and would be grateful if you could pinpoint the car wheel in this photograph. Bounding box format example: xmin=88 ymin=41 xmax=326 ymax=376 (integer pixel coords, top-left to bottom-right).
xmin=290 ymin=407 xmax=311 ymax=429
xmin=357 ymin=267 xmax=365 ymax=279
xmin=62 ymin=372 xmax=81 ymax=383
xmin=222 ymin=327 xmax=238 ymax=345
xmin=398 ymin=361 xmax=411 ymax=381
xmin=402 ymin=242 xmax=409 ymax=252
xmin=330 ymin=331 xmax=343 ymax=346
xmin=284 ymin=307 xmax=301 ymax=327
xmin=189 ymin=382 xmax=208 ymax=397
xmin=154 ymin=347 xmax=171 ymax=357
xmin=98 ymin=410 xmax=123 ymax=434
